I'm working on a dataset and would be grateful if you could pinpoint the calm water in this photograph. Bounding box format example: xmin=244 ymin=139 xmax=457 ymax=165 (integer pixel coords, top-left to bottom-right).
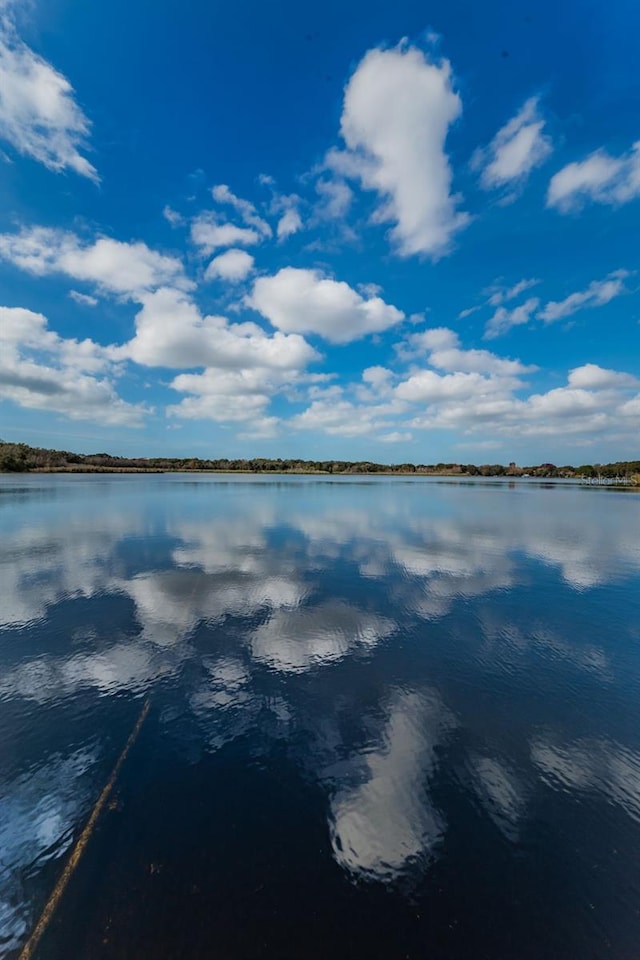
xmin=2 ymin=475 xmax=640 ymax=960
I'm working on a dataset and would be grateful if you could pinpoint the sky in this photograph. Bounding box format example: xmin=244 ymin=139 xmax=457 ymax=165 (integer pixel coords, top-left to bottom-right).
xmin=0 ymin=0 xmax=639 ymax=464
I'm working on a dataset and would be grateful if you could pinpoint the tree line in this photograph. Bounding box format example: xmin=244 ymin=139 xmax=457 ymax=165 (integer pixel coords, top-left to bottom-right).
xmin=1 ymin=440 xmax=638 ymax=481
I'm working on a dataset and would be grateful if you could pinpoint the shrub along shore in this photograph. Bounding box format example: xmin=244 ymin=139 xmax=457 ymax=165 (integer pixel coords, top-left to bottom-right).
xmin=1 ymin=440 xmax=639 ymax=482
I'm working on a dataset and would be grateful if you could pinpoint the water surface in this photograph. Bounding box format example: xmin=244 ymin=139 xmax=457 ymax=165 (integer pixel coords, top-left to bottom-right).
xmin=1 ymin=475 xmax=640 ymax=959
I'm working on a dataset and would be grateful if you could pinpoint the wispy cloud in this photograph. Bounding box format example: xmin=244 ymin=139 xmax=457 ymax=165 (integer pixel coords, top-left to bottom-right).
xmin=0 ymin=9 xmax=97 ymax=180
xmin=472 ymin=97 xmax=552 ymax=192
xmin=548 ymin=143 xmax=640 ymax=212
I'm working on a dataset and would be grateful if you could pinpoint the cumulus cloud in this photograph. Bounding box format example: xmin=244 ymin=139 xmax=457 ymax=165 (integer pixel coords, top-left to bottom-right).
xmin=0 ymin=225 xmax=189 ymax=298
xmin=290 ymin=395 xmax=404 ymax=437
xmin=473 ymin=97 xmax=552 ymax=190
xmin=397 ymin=368 xmax=506 ymax=404
xmin=405 ymin=326 xmax=536 ymax=376
xmin=190 ymin=214 xmax=261 ymax=254
xmin=330 ymin=43 xmax=469 ymax=258
xmin=124 ymin=286 xmax=318 ymax=371
xmin=538 ymin=270 xmax=630 ymax=323
xmin=376 ymin=322 xmax=640 ymax=444
xmin=547 ymin=142 xmax=640 ymax=212
xmin=249 ymin=266 xmax=404 ymax=343
xmin=204 ymin=248 xmax=254 ymax=282
xmin=0 ymin=305 xmax=147 ymax=425
xmin=484 ymin=297 xmax=541 ymax=339
xmin=0 ymin=13 xmax=97 ymax=180
xmin=567 ymin=363 xmax=639 ymax=390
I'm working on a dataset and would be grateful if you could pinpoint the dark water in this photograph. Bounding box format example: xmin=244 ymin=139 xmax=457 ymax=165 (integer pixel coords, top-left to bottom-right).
xmin=2 ymin=475 xmax=640 ymax=960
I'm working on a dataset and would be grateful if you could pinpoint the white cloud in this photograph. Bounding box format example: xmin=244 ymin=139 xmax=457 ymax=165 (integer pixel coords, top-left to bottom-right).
xmin=68 ymin=290 xmax=98 ymax=307
xmin=397 ymin=368 xmax=506 ymax=404
xmin=458 ymin=278 xmax=539 ymax=320
xmin=190 ymin=214 xmax=261 ymax=254
xmin=331 ymin=43 xmax=469 ymax=258
xmin=0 ymin=305 xmax=147 ymax=425
xmin=315 ymin=177 xmax=353 ymax=220
xmin=249 ymin=266 xmax=404 ymax=343
xmin=567 ymin=363 xmax=639 ymax=390
xmin=124 ymin=286 xmax=318 ymax=371
xmin=484 ymin=297 xmax=540 ymax=339
xmin=204 ymin=248 xmax=254 ymax=282
xmin=405 ymin=326 xmax=536 ymax=376
xmin=211 ymin=183 xmax=272 ymax=237
xmin=290 ymin=396 xmax=402 ymax=437
xmin=473 ymin=97 xmax=552 ymax=190
xmin=547 ymin=142 xmax=640 ymax=212
xmin=379 ymin=431 xmax=412 ymax=443
xmin=0 ymin=15 xmax=97 ymax=180
xmin=162 ymin=205 xmax=185 ymax=227
xmin=538 ymin=270 xmax=629 ymax=323
xmin=486 ymin=277 xmax=540 ymax=307
xmin=276 ymin=207 xmax=302 ymax=239
xmin=0 ymin=226 xmax=189 ymax=298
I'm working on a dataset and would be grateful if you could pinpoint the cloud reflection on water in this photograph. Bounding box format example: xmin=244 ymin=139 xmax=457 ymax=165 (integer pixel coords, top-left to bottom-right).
xmin=1 ymin=476 xmax=640 ymax=948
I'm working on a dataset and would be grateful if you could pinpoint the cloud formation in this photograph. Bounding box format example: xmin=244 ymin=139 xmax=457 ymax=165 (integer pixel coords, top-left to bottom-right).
xmin=538 ymin=270 xmax=630 ymax=323
xmin=249 ymin=266 xmax=404 ymax=343
xmin=548 ymin=142 xmax=640 ymax=211
xmin=331 ymin=43 xmax=469 ymax=258
xmin=0 ymin=226 xmax=189 ymax=298
xmin=204 ymin=248 xmax=255 ymax=282
xmin=473 ymin=97 xmax=552 ymax=191
xmin=0 ymin=14 xmax=97 ymax=180
xmin=0 ymin=305 xmax=146 ymax=425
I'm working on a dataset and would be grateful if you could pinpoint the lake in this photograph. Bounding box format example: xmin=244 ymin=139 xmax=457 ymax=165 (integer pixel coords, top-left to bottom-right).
xmin=1 ymin=474 xmax=640 ymax=959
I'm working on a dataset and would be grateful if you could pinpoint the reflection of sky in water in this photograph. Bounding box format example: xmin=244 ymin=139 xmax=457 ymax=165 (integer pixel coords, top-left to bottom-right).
xmin=1 ymin=476 xmax=640 ymax=955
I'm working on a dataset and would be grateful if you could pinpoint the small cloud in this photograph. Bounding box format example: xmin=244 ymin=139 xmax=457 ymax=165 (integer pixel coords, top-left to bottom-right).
xmin=379 ymin=431 xmax=412 ymax=442
xmin=472 ymin=96 xmax=552 ymax=192
xmin=69 ymin=290 xmax=98 ymax=307
xmin=547 ymin=144 xmax=640 ymax=212
xmin=276 ymin=207 xmax=302 ymax=239
xmin=484 ymin=297 xmax=540 ymax=339
xmin=538 ymin=271 xmax=630 ymax=323
xmin=163 ymin=205 xmax=185 ymax=227
xmin=204 ymin=248 xmax=255 ymax=283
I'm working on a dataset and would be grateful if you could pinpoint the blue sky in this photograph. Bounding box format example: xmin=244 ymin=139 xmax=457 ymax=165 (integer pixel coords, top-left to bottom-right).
xmin=0 ymin=0 xmax=639 ymax=463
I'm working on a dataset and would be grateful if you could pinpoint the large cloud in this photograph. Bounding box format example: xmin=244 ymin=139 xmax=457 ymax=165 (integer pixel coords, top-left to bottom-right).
xmin=249 ymin=266 xmax=404 ymax=343
xmin=0 ymin=226 xmax=189 ymax=298
xmin=125 ymin=286 xmax=318 ymax=371
xmin=0 ymin=14 xmax=97 ymax=180
xmin=330 ymin=44 xmax=469 ymax=258
xmin=0 ymin=305 xmax=147 ymax=425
